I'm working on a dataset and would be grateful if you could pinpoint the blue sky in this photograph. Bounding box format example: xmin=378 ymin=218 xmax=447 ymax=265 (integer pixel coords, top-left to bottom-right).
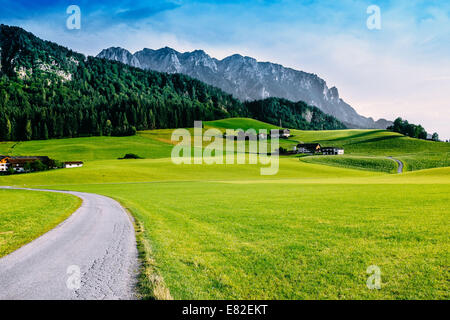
xmin=1 ymin=0 xmax=449 ymax=138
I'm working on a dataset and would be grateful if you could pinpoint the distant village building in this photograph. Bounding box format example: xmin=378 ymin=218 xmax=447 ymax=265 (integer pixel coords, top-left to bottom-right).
xmin=0 ymin=157 xmax=8 ymax=172
xmin=64 ymin=161 xmax=84 ymax=168
xmin=322 ymin=147 xmax=345 ymax=155
xmin=296 ymin=143 xmax=322 ymax=154
xmin=237 ymin=131 xmax=257 ymax=140
xmin=8 ymin=158 xmax=36 ymax=173
xmin=258 ymin=133 xmax=267 ymax=140
xmin=223 ymin=129 xmax=289 ymax=140
xmin=224 ymin=131 xmax=260 ymax=140
xmin=0 ymin=156 xmax=50 ymax=172
xmin=271 ymin=129 xmax=291 ymax=138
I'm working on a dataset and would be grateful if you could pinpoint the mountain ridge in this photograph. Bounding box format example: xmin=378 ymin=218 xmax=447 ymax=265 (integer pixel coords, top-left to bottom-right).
xmin=0 ymin=24 xmax=346 ymax=141
xmin=98 ymin=46 xmax=392 ymax=129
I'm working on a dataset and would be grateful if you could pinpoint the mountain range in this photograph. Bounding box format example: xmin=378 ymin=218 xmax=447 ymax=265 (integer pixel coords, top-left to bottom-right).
xmin=98 ymin=47 xmax=391 ymax=129
xmin=0 ymin=24 xmax=346 ymax=141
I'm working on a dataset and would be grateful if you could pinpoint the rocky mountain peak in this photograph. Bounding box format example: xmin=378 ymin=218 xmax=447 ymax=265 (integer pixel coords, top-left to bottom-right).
xmin=97 ymin=46 xmax=392 ymax=129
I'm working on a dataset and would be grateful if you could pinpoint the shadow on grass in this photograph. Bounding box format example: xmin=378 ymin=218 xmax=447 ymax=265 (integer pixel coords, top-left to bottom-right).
xmin=320 ymin=130 xmax=387 ymax=143
xmin=345 ymin=135 xmax=402 ymax=146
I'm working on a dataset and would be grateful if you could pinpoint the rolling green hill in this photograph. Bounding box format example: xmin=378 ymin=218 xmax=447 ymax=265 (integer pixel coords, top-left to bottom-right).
xmin=205 ymin=118 xmax=280 ymax=131
xmin=290 ymin=129 xmax=450 ymax=156
xmin=301 ymin=155 xmax=398 ymax=173
xmin=1 ymin=118 xmax=449 ymax=172
xmin=288 ymin=128 xmax=450 ymax=171
xmin=0 ymin=134 xmax=173 ymax=162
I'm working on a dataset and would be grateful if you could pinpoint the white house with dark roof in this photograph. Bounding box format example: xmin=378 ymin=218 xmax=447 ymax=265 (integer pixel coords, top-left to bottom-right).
xmin=64 ymin=161 xmax=84 ymax=168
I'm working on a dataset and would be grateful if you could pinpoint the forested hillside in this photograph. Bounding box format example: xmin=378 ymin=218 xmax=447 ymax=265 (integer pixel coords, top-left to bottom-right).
xmin=0 ymin=25 xmax=345 ymax=141
xmin=245 ymin=98 xmax=346 ymax=130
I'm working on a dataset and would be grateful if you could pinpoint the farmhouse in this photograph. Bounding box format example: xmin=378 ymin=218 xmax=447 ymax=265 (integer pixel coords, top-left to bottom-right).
xmin=223 ymin=129 xmax=286 ymax=140
xmin=7 ymin=158 xmax=35 ymax=173
xmin=322 ymin=147 xmax=345 ymax=155
xmin=297 ymin=143 xmax=322 ymax=154
xmin=64 ymin=161 xmax=84 ymax=168
xmin=0 ymin=156 xmax=8 ymax=172
xmin=0 ymin=156 xmax=51 ymax=172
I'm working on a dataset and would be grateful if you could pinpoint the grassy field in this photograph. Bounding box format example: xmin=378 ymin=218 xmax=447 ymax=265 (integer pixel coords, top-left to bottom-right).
xmin=301 ymin=155 xmax=398 ymax=173
xmin=397 ymin=152 xmax=450 ymax=171
xmin=0 ymin=157 xmax=382 ymax=187
xmin=205 ymin=118 xmax=280 ymax=131
xmin=1 ymin=118 xmax=448 ymax=172
xmin=288 ymin=128 xmax=450 ymax=171
xmin=0 ymin=189 xmax=81 ymax=258
xmin=0 ymin=134 xmax=173 ymax=161
xmin=0 ymin=118 xmax=449 ymax=299
xmin=55 ymin=179 xmax=449 ymax=299
xmin=0 ymin=160 xmax=448 ymax=299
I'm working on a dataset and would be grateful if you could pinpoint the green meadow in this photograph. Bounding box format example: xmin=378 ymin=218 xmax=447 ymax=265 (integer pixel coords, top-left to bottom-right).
xmin=289 ymin=128 xmax=450 ymax=171
xmin=0 ymin=189 xmax=81 ymax=258
xmin=301 ymin=155 xmax=398 ymax=173
xmin=0 ymin=118 xmax=449 ymax=299
xmin=205 ymin=118 xmax=280 ymax=131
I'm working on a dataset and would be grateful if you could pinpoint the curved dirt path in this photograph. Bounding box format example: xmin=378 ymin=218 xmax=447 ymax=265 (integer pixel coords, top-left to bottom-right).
xmin=0 ymin=187 xmax=139 ymax=300
xmin=388 ymin=157 xmax=404 ymax=173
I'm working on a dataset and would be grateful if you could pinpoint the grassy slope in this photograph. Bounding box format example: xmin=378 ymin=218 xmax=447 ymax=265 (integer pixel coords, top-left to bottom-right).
xmin=1 ymin=118 xmax=448 ymax=172
xmin=0 ymin=189 xmax=81 ymax=258
xmin=0 ymin=158 xmax=381 ymax=187
xmin=0 ymin=118 xmax=449 ymax=299
xmin=0 ymin=134 xmax=173 ymax=162
xmin=205 ymin=119 xmax=450 ymax=172
xmin=301 ymin=155 xmax=398 ymax=173
xmin=205 ymin=118 xmax=280 ymax=131
xmin=289 ymin=129 xmax=450 ymax=171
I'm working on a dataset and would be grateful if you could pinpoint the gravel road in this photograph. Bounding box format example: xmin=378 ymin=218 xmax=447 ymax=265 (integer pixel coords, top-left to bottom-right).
xmin=388 ymin=157 xmax=404 ymax=173
xmin=0 ymin=188 xmax=139 ymax=300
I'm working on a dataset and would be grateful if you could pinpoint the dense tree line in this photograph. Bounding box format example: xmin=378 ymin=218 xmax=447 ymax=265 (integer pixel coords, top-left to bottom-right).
xmin=0 ymin=25 xmax=346 ymax=142
xmin=387 ymin=117 xmax=438 ymax=141
xmin=0 ymin=25 xmax=248 ymax=141
xmin=245 ymin=98 xmax=347 ymax=130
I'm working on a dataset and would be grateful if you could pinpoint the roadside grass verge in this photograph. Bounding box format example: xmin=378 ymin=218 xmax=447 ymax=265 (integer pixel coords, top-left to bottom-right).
xmin=123 ymin=203 xmax=172 ymax=300
xmin=0 ymin=189 xmax=81 ymax=258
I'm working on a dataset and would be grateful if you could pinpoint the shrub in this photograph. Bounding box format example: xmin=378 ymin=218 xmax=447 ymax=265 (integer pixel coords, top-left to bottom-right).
xmin=120 ymin=153 xmax=142 ymax=159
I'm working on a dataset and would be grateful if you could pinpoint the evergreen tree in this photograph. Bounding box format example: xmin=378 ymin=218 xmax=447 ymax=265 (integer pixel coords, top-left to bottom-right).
xmin=105 ymin=120 xmax=113 ymax=136
xmin=25 ymin=120 xmax=32 ymax=141
xmin=0 ymin=115 xmax=11 ymax=140
xmin=43 ymin=123 xmax=49 ymax=140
